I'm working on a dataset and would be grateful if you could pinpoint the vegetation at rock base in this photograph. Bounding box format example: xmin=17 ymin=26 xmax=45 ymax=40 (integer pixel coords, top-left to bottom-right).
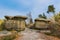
xmin=0 ymin=31 xmax=19 ymax=40
xmin=0 ymin=19 xmax=4 ymax=31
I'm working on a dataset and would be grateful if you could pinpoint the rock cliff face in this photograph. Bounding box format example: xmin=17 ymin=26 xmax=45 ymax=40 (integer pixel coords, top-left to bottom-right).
xmin=14 ymin=28 xmax=60 ymax=40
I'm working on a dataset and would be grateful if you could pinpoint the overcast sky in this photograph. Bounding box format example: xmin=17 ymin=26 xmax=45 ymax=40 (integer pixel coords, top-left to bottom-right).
xmin=0 ymin=0 xmax=60 ymax=19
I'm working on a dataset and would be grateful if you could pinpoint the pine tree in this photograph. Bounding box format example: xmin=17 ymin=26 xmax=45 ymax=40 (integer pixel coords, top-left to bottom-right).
xmin=39 ymin=13 xmax=47 ymax=19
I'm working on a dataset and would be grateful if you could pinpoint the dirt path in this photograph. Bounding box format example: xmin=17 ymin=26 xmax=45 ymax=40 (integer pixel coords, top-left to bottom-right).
xmin=14 ymin=28 xmax=60 ymax=40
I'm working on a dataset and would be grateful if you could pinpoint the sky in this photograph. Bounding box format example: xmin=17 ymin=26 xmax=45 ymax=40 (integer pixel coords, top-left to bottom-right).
xmin=0 ymin=0 xmax=60 ymax=19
